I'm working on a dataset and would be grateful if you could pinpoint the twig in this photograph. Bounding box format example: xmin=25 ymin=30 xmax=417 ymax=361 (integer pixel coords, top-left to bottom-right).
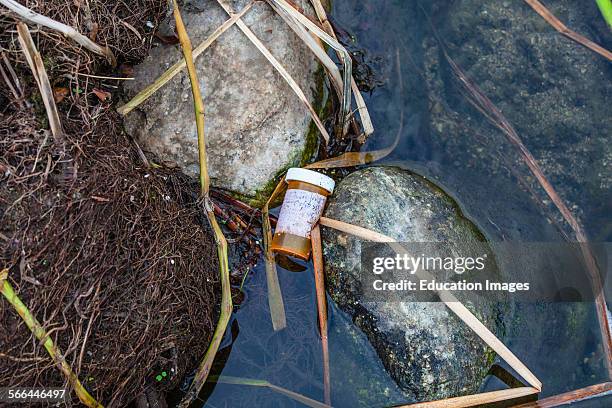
xmin=211 ymin=189 xmax=269 ymax=221
xmin=393 ymin=387 xmax=538 ymax=408
xmin=0 ymin=58 xmax=20 ymax=106
xmin=0 ymin=0 xmax=115 ymax=64
xmin=515 ymin=381 xmax=612 ymax=408
xmin=212 ymin=376 xmax=331 ymax=408
xmin=76 ymin=73 xmax=134 ymax=81
xmin=77 ymin=281 xmax=101 ymax=375
xmin=171 ymin=2 xmax=232 ymax=407
xmin=0 ymin=269 xmax=103 ymax=407
xmin=118 ymin=1 xmax=255 ymax=116
xmin=524 ymin=0 xmax=612 ymax=61
xmin=120 ymin=20 xmax=142 ymax=41
xmin=16 ymin=22 xmax=63 ymax=142
xmin=311 ymin=225 xmax=331 ymax=405
xmin=1 ymin=52 xmax=22 ymax=96
xmin=215 ymin=0 xmax=330 ymax=144
xmin=0 ymin=52 xmax=24 ymax=107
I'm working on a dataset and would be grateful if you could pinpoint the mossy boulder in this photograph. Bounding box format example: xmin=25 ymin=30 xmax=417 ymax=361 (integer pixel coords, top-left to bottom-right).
xmin=322 ymin=166 xmax=502 ymax=401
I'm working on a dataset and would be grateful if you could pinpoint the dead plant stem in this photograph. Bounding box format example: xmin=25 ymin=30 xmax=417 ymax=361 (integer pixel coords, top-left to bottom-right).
xmin=524 ymin=0 xmax=612 ymax=61
xmin=318 ymin=216 xmax=542 ymax=392
xmin=0 ymin=269 xmax=103 ymax=407
xmin=171 ymin=2 xmax=232 ymax=406
xmin=308 ymin=0 xmax=374 ymax=136
xmin=262 ymin=179 xmax=288 ymax=331
xmin=16 ymin=23 xmax=63 ymax=142
xmin=311 ymin=225 xmax=331 ymax=405
xmin=515 ymin=381 xmax=612 ymax=408
xmin=118 ymin=1 xmax=254 ymax=116
xmin=215 ymin=0 xmax=330 ymax=144
xmin=444 ymin=51 xmax=612 ymax=378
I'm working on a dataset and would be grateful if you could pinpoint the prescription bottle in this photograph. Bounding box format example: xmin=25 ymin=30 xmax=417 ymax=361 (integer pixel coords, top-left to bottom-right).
xmin=271 ymin=168 xmax=335 ymax=260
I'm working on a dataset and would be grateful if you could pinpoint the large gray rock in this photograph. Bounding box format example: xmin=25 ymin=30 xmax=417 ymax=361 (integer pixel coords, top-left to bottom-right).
xmin=123 ymin=0 xmax=321 ymax=204
xmin=322 ymin=166 xmax=501 ymax=401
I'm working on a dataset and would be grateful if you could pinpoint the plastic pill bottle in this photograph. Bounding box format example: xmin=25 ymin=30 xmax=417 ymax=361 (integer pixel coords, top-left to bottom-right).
xmin=271 ymin=168 xmax=335 ymax=260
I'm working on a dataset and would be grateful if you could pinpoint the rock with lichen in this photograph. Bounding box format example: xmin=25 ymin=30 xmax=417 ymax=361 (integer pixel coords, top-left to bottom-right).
xmin=322 ymin=166 xmax=502 ymax=401
xmin=123 ymin=0 xmax=322 ymax=205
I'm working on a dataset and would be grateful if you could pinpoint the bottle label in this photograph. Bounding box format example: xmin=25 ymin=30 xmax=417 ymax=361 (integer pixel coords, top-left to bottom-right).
xmin=275 ymin=189 xmax=326 ymax=238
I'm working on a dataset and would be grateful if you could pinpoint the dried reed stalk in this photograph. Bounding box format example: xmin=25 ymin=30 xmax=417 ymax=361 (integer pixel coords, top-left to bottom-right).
xmin=515 ymin=381 xmax=612 ymax=408
xmin=216 ymin=0 xmax=330 ymax=143
xmin=395 ymin=387 xmax=538 ymax=408
xmin=305 ymin=105 xmax=404 ymax=169
xmin=267 ymin=0 xmax=345 ymax=101
xmin=306 ymin=110 xmax=401 ymax=169
xmin=118 ymin=1 xmax=254 ymax=116
xmin=269 ymin=0 xmax=354 ymax=136
xmin=311 ymin=225 xmax=331 ymax=405
xmin=1 ymin=0 xmax=115 ymax=64
xmin=524 ymin=0 xmax=612 ymax=61
xmin=171 ymin=2 xmax=232 ymax=406
xmin=16 ymin=22 xmax=63 ymax=142
xmin=0 ymin=269 xmax=103 ymax=407
xmin=308 ymin=0 xmax=374 ymax=136
xmin=213 ymin=376 xmax=332 ymax=408
xmin=318 ymin=216 xmax=542 ymax=392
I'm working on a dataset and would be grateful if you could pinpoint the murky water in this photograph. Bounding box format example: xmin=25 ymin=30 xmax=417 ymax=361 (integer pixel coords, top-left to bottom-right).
xmin=200 ymin=1 xmax=611 ymax=406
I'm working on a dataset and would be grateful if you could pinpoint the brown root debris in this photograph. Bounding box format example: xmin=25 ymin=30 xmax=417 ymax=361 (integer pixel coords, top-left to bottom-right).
xmin=0 ymin=102 xmax=220 ymax=406
xmin=0 ymin=0 xmax=222 ymax=406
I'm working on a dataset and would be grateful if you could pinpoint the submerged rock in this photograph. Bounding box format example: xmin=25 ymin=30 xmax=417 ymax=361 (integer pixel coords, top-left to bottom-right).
xmin=124 ymin=0 xmax=321 ymax=204
xmin=423 ymin=0 xmax=611 ymax=238
xmin=322 ymin=166 xmax=501 ymax=401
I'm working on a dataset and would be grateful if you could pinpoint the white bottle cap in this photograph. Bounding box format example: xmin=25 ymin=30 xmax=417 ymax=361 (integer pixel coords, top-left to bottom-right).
xmin=285 ymin=168 xmax=335 ymax=193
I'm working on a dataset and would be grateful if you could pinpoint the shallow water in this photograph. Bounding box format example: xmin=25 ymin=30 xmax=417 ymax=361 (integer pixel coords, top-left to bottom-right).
xmin=200 ymin=1 xmax=611 ymax=406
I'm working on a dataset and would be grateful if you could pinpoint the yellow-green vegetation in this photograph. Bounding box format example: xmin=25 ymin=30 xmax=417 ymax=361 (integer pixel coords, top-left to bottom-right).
xmin=0 ymin=269 xmax=103 ymax=407
xmin=169 ymin=1 xmax=232 ymax=407
xmin=596 ymin=0 xmax=612 ymax=28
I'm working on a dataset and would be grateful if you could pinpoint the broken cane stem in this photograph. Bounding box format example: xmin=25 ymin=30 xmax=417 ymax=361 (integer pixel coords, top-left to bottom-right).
xmin=171 ymin=2 xmax=232 ymax=407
